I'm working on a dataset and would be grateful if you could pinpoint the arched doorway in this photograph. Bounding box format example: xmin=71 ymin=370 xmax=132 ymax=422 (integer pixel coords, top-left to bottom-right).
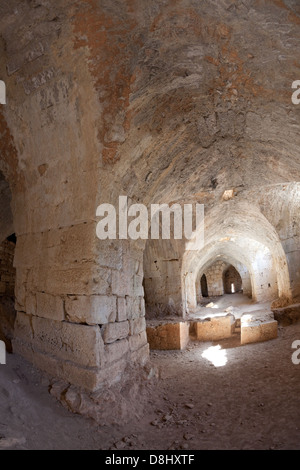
xmin=223 ymin=265 xmax=242 ymax=294
xmin=200 ymin=274 xmax=208 ymax=297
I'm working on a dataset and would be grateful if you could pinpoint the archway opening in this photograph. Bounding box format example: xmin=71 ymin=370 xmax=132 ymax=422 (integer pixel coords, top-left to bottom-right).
xmin=200 ymin=274 xmax=208 ymax=298
xmin=223 ymin=265 xmax=242 ymax=295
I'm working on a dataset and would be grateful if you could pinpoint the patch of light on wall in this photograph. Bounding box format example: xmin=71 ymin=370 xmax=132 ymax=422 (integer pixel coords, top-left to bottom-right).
xmin=201 ymin=345 xmax=227 ymax=367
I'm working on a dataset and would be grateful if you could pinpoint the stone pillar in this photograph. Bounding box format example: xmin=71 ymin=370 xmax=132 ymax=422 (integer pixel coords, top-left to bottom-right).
xmin=13 ymin=232 xmax=149 ymax=391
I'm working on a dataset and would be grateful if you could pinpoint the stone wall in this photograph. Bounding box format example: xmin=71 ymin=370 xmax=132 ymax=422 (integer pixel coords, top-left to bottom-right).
xmin=143 ymin=238 xmax=183 ymax=318
xmin=0 ymin=0 xmax=299 ymax=397
xmin=203 ymin=261 xmax=227 ymax=297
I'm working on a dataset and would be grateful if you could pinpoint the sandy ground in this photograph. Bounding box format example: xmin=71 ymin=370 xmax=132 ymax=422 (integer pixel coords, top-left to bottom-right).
xmin=0 ymin=307 xmax=300 ymax=450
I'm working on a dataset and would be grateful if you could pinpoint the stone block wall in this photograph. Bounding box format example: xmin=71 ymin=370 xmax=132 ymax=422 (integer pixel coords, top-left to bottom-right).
xmin=0 ymin=0 xmax=299 ymax=402
xmin=143 ymin=239 xmax=183 ymax=318
xmin=203 ymin=261 xmax=228 ymax=297
xmin=13 ymin=236 xmax=149 ymax=392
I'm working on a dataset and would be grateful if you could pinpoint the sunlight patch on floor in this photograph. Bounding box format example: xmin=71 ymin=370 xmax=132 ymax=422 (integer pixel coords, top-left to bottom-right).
xmin=201 ymin=345 xmax=227 ymax=367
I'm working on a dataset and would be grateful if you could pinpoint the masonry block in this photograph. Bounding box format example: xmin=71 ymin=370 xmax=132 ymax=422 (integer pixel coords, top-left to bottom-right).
xmin=146 ymin=321 xmax=190 ymax=350
xmin=129 ymin=317 xmax=146 ymax=336
xmin=102 ymin=321 xmax=129 ymax=344
xmin=12 ymin=339 xmax=101 ymax=391
xmin=195 ymin=314 xmax=235 ymax=341
xmin=13 ymin=312 xmax=104 ymax=368
xmin=241 ymin=315 xmax=278 ymax=345
xmin=65 ymin=295 xmax=116 ymax=325
xmin=128 ymin=331 xmax=148 ymax=352
xmin=104 ymin=338 xmax=129 ymax=364
xmin=117 ymin=297 xmax=127 ymax=322
xmin=36 ymin=291 xmax=65 ymax=321
xmin=240 ymin=310 xmax=278 ymax=345
xmin=272 ymin=303 xmax=300 ymax=327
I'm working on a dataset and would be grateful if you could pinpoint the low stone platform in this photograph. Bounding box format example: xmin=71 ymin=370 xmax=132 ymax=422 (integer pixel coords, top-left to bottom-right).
xmin=146 ymin=309 xmax=278 ymax=350
xmin=146 ymin=321 xmax=190 ymax=350
xmin=240 ymin=311 xmax=278 ymax=345
xmin=193 ymin=314 xmax=235 ymax=341
xmin=272 ymin=303 xmax=300 ymax=327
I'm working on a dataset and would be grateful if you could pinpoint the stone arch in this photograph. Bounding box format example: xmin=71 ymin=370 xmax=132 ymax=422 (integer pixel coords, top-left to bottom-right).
xmin=200 ymin=274 xmax=208 ymax=298
xmin=182 ymin=202 xmax=291 ymax=315
xmin=0 ymin=2 xmax=299 ymax=426
xmin=223 ymin=265 xmax=242 ymax=294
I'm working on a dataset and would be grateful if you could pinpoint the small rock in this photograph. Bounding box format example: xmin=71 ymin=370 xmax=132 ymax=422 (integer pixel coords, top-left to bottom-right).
xmin=163 ymin=414 xmax=172 ymax=422
xmin=183 ymin=433 xmax=194 ymax=441
xmin=180 ymin=443 xmax=189 ymax=449
xmin=185 ymin=403 xmax=194 ymax=409
xmin=151 ymin=419 xmax=159 ymax=426
xmin=114 ymin=440 xmax=126 ymax=449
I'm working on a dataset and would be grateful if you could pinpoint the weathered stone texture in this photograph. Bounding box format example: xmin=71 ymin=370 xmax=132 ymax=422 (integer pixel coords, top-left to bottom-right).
xmin=65 ymin=295 xmax=116 ymax=325
xmin=146 ymin=322 xmax=190 ymax=350
xmin=195 ymin=315 xmax=235 ymax=341
xmin=1 ymin=0 xmax=300 ymax=397
xmin=13 ymin=312 xmax=104 ymax=368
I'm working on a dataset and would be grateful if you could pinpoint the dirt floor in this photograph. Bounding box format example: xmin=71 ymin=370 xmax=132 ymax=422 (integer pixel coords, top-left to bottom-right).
xmin=0 ymin=301 xmax=300 ymax=450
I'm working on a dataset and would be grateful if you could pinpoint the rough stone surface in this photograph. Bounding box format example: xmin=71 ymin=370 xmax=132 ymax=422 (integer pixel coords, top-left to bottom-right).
xmin=241 ymin=311 xmax=278 ymax=345
xmin=195 ymin=314 xmax=235 ymax=341
xmin=13 ymin=312 xmax=104 ymax=368
xmin=102 ymin=321 xmax=130 ymax=344
xmin=272 ymin=304 xmax=300 ymax=327
xmin=65 ymin=295 xmax=116 ymax=325
xmin=0 ymin=0 xmax=299 ymax=398
xmin=146 ymin=322 xmax=190 ymax=350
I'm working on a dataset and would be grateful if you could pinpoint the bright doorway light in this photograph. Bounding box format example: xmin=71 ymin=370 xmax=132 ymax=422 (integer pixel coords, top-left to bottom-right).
xmin=231 ymin=283 xmax=235 ymax=293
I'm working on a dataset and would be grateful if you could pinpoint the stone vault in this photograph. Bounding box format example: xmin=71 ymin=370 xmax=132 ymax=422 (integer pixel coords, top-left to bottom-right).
xmin=0 ymin=0 xmax=299 ymax=405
